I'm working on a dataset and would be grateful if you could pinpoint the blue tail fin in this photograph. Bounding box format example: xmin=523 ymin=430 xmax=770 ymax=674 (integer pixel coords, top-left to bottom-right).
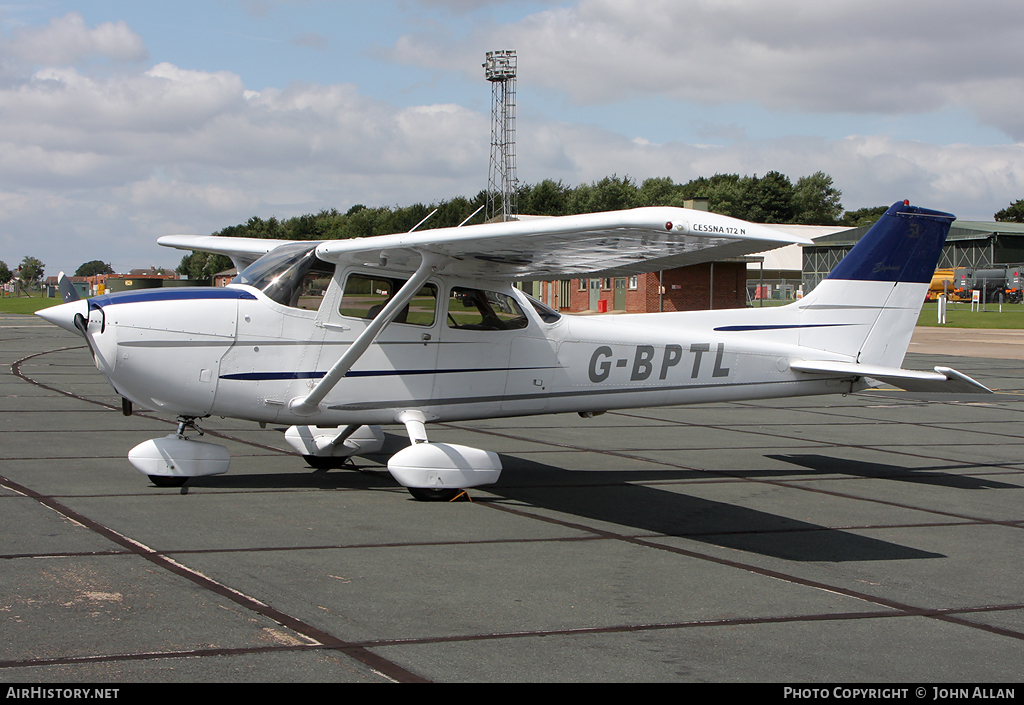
xmin=794 ymin=201 xmax=955 ymax=367
xmin=826 ymin=201 xmax=955 ymax=283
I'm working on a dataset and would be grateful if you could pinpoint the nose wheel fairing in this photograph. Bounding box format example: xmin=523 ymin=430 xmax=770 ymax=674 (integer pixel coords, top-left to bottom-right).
xmin=128 ymin=417 xmax=230 ymax=485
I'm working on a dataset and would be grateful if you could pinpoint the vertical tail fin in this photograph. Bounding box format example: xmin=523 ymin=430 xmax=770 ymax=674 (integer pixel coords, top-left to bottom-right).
xmin=797 ymin=201 xmax=955 ymax=366
xmin=57 ymin=272 xmax=81 ymax=303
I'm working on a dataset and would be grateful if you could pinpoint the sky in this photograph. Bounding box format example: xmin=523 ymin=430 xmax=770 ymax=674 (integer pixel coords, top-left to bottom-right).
xmin=2 ymin=0 xmax=1024 ymax=277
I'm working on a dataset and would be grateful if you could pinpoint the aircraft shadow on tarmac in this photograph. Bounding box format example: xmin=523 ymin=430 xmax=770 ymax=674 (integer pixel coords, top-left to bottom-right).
xmin=767 ymin=454 xmax=1021 ymax=490
xmin=189 ymin=435 xmax=947 ymax=564
xmin=471 ymin=455 xmax=944 ymax=563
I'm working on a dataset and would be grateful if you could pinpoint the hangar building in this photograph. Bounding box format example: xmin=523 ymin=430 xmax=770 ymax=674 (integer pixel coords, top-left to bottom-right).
xmin=802 ymin=219 xmax=1024 ymax=292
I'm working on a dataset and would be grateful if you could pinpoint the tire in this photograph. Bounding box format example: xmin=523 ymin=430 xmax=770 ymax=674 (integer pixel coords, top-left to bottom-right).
xmin=303 ymin=455 xmax=349 ymax=469
xmin=148 ymin=475 xmax=188 ymax=488
xmin=407 ymin=487 xmax=463 ymax=502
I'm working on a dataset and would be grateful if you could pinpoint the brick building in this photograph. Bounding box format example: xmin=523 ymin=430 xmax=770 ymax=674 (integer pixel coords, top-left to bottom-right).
xmin=518 ymin=200 xmax=770 ymax=314
xmin=524 ymin=260 xmax=750 ymax=314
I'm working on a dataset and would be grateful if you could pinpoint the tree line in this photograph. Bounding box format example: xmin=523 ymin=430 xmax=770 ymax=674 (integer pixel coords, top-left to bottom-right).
xmin=177 ymin=171 xmax=860 ymax=279
xmin=144 ymin=171 xmax=1024 ymax=281
xmin=8 ymin=178 xmax=1023 ymax=288
xmin=0 ymin=256 xmax=43 ymax=292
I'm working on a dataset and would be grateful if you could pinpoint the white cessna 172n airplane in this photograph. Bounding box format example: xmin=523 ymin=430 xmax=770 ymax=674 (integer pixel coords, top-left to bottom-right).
xmin=38 ymin=200 xmax=990 ymax=500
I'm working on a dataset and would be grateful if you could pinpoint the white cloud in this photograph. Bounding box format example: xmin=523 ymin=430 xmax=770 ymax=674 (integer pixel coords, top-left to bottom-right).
xmin=3 ymin=12 xmax=147 ymax=67
xmin=1 ymin=6 xmax=1022 ymax=278
xmin=518 ymin=120 xmax=1024 ymax=219
xmin=391 ymin=0 xmax=1024 ymax=140
xmin=0 ymin=57 xmax=493 ymax=273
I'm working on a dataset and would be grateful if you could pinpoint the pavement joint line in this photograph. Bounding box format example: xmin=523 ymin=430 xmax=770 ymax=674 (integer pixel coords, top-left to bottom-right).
xmin=10 ymin=338 xmax=1024 ymax=675
xmin=605 ymin=409 xmax=1024 ymax=478
xmin=11 ymin=347 xmax=296 ymax=457
xmin=685 ymin=402 xmax=1024 ymax=444
xmin=0 ymin=472 xmax=429 ymax=683
xmin=356 ymin=603 xmax=1024 ymax=648
xmin=0 ymin=609 xmax=957 ymax=671
xmin=2 ymin=518 xmax=992 ymax=563
xmin=0 ymin=643 xmax=321 ymax=671
xmin=6 ymin=599 xmax=1024 ymax=672
xmin=439 ymin=422 xmax=1024 ymax=531
xmin=476 ymin=499 xmax=1024 ymax=643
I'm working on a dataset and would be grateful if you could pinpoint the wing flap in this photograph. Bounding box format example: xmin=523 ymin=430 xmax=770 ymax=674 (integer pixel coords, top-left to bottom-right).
xmin=791 ymin=360 xmax=992 ymax=394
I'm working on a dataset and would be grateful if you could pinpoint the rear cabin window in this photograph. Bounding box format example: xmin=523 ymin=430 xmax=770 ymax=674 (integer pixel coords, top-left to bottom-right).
xmin=446 ymin=287 xmax=528 ymax=331
xmin=339 ymin=273 xmax=437 ymax=326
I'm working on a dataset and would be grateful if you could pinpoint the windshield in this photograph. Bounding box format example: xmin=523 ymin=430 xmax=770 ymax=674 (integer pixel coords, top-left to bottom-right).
xmin=233 ymin=242 xmax=336 ymax=309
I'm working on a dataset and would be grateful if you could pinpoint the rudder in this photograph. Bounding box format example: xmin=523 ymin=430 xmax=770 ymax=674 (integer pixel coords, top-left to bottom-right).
xmin=797 ymin=201 xmax=955 ymax=366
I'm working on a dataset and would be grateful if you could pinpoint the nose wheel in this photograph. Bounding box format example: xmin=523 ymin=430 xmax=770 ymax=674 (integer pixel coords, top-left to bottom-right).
xmin=407 ymin=487 xmax=466 ymax=502
xmin=148 ymin=475 xmax=188 ymax=488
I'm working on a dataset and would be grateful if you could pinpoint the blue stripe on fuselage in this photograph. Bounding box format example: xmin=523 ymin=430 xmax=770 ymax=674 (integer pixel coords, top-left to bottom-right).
xmin=713 ymin=323 xmax=852 ymax=332
xmin=220 ymin=366 xmax=555 ymax=381
xmin=88 ymin=287 xmax=257 ymax=308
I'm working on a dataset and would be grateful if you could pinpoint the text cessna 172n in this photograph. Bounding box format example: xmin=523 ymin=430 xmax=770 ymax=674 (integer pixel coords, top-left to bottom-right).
xmin=38 ymin=200 xmax=991 ymax=500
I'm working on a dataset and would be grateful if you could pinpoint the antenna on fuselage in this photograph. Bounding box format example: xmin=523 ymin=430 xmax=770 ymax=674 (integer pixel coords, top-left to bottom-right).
xmin=408 ymin=208 xmax=438 ymax=233
xmin=458 ymin=204 xmax=486 ymax=228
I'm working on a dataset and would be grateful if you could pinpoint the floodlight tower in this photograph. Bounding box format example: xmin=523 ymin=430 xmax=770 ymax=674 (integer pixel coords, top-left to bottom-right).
xmin=483 ymin=50 xmax=518 ymax=222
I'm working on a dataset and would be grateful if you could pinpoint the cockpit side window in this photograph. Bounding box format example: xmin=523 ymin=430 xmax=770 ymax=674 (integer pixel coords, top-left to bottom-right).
xmin=339 ymin=273 xmax=437 ymax=326
xmin=233 ymin=243 xmax=336 ymax=310
xmin=523 ymin=293 xmax=562 ymax=323
xmin=446 ymin=287 xmax=528 ymax=331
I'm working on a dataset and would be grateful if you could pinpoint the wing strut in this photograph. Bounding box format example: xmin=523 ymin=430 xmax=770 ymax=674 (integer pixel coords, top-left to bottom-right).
xmin=287 ymin=251 xmax=444 ymax=416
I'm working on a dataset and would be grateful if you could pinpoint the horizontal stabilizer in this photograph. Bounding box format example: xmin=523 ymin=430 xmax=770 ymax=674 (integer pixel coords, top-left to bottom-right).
xmin=791 ymin=360 xmax=992 ymax=394
xmin=57 ymin=272 xmax=80 ymax=303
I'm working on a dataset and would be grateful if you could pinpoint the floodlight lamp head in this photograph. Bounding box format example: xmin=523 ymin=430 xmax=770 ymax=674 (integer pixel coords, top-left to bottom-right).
xmin=483 ymin=50 xmax=517 ymax=82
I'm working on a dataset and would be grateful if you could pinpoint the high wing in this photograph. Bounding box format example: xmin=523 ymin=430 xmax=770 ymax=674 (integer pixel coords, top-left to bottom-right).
xmin=315 ymin=207 xmax=811 ymax=279
xmin=159 ymin=207 xmax=811 ymax=280
xmin=157 ymin=235 xmax=296 ymax=271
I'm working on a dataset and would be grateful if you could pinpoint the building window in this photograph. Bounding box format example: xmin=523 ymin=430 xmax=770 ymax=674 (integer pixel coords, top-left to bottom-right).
xmin=628 ymin=276 xmax=638 ymax=290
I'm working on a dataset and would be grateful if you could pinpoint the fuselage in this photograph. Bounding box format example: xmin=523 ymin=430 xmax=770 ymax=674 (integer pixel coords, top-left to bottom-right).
xmin=41 ymin=265 xmax=863 ymax=427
